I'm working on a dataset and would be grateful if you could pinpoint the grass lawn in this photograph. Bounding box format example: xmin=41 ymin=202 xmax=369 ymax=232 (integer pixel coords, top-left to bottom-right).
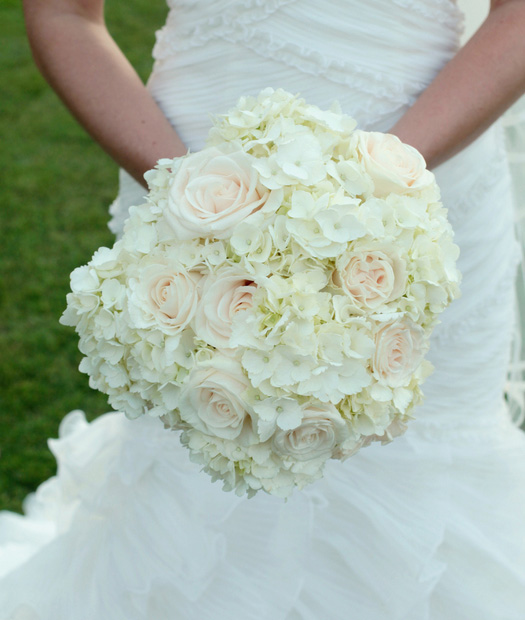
xmin=0 ymin=0 xmax=167 ymax=512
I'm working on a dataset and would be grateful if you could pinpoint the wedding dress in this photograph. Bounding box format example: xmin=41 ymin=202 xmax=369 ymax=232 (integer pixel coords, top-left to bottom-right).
xmin=2 ymin=1 xmax=525 ymax=618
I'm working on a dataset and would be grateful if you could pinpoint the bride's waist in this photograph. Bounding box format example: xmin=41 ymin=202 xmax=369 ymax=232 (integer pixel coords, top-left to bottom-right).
xmin=408 ymin=399 xmax=519 ymax=442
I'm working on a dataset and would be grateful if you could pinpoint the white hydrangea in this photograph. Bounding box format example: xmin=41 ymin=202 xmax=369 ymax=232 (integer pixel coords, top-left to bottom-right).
xmin=62 ymin=88 xmax=461 ymax=499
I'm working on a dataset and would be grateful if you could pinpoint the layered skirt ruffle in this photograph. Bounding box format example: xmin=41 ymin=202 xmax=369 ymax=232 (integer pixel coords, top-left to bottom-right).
xmin=1 ymin=409 xmax=524 ymax=620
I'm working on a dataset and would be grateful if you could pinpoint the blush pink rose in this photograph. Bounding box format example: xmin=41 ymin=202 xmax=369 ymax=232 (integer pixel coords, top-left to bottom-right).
xmin=165 ymin=147 xmax=276 ymax=240
xmin=193 ymin=268 xmax=257 ymax=348
xmin=129 ymin=262 xmax=201 ymax=336
xmin=272 ymin=404 xmax=347 ymax=462
xmin=178 ymin=354 xmax=253 ymax=440
xmin=333 ymin=247 xmax=406 ymax=310
xmin=356 ymin=131 xmax=434 ymax=198
xmin=372 ymin=319 xmax=426 ymax=387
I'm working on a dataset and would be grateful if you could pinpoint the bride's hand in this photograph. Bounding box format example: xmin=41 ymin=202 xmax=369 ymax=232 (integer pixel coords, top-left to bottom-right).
xmin=389 ymin=0 xmax=525 ymax=169
xmin=23 ymin=0 xmax=187 ymax=187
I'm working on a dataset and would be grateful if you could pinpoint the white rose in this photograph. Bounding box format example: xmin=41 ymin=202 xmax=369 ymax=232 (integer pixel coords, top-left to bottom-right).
xmin=357 ymin=131 xmax=434 ymax=198
xmin=272 ymin=404 xmax=346 ymax=462
xmin=179 ymin=355 xmax=253 ymax=440
xmin=193 ymin=267 xmax=257 ymax=348
xmin=333 ymin=246 xmax=407 ymax=310
xmin=372 ymin=319 xmax=427 ymax=387
xmin=128 ymin=261 xmax=201 ymax=336
xmin=164 ymin=147 xmax=280 ymax=240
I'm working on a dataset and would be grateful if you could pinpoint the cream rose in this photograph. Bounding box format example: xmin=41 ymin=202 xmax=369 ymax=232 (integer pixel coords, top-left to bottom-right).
xmin=128 ymin=262 xmax=201 ymax=335
xmin=272 ymin=404 xmax=346 ymax=462
xmin=357 ymin=131 xmax=434 ymax=197
xmin=178 ymin=355 xmax=253 ymax=440
xmin=165 ymin=147 xmax=277 ymax=240
xmin=333 ymin=246 xmax=406 ymax=310
xmin=372 ymin=319 xmax=426 ymax=387
xmin=193 ymin=268 xmax=257 ymax=348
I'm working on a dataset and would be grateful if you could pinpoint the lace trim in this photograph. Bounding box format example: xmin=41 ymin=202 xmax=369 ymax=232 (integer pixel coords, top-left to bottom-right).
xmin=390 ymin=0 xmax=465 ymax=36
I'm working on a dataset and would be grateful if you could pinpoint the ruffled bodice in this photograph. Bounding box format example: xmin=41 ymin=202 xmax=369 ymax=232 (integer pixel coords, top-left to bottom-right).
xmin=150 ymin=0 xmax=463 ymax=133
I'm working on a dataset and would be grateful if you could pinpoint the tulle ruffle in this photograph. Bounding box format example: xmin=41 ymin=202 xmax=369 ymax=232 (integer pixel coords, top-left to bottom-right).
xmin=390 ymin=0 xmax=464 ymax=32
xmin=0 ymin=411 xmax=311 ymax=619
xmin=1 ymin=409 xmax=525 ymax=619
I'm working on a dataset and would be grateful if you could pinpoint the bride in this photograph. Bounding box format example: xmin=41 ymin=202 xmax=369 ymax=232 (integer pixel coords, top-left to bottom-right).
xmin=2 ymin=0 xmax=525 ymax=618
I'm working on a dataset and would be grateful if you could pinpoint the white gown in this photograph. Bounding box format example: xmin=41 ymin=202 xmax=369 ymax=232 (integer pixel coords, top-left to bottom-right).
xmin=2 ymin=1 xmax=525 ymax=618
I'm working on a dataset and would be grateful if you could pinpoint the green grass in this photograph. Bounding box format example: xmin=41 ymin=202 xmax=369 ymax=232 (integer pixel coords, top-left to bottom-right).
xmin=0 ymin=1 xmax=168 ymax=512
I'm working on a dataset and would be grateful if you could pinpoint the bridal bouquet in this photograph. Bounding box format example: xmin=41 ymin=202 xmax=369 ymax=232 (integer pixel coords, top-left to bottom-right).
xmin=61 ymin=88 xmax=460 ymax=498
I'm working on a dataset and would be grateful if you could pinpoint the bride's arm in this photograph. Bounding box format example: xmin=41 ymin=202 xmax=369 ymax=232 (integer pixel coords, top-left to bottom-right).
xmin=23 ymin=0 xmax=187 ymax=186
xmin=390 ymin=0 xmax=525 ymax=168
